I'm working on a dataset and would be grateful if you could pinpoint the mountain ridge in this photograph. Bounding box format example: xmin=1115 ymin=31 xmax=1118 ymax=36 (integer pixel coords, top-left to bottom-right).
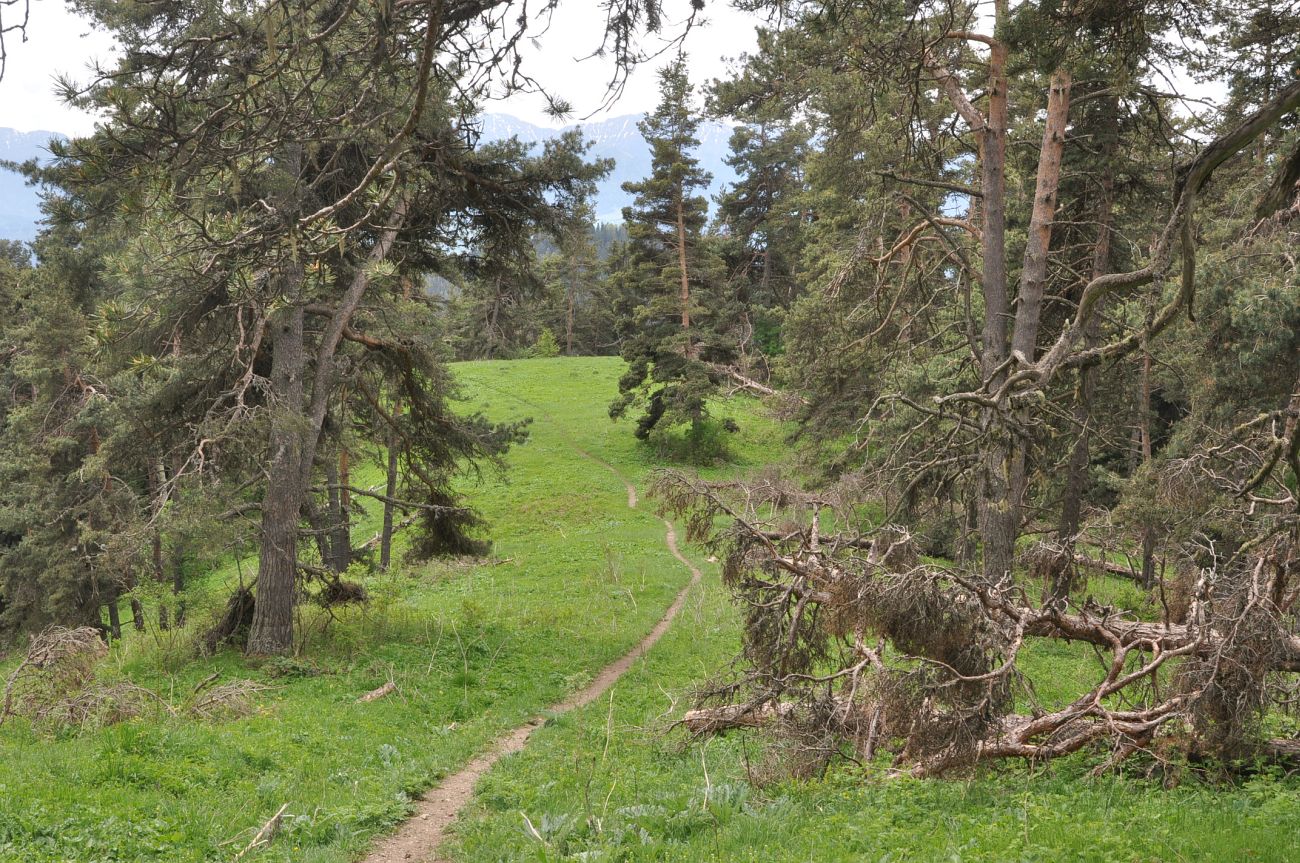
xmin=0 ymin=113 xmax=737 ymax=242
xmin=0 ymin=129 xmax=64 ymax=244
xmin=477 ymin=112 xmax=736 ymax=224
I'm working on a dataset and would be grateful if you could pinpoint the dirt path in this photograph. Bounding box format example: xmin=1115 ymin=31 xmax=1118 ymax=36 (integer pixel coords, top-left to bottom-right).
xmin=362 ymin=455 xmax=698 ymax=863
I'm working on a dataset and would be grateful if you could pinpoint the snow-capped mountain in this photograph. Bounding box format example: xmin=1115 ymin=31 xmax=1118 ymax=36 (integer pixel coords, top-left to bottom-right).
xmin=0 ymin=113 xmax=737 ymax=242
xmin=476 ymin=112 xmax=737 ymax=224
xmin=0 ymin=129 xmax=64 ymax=244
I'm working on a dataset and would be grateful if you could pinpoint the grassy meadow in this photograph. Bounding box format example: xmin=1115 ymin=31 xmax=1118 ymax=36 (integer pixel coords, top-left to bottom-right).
xmin=0 ymin=357 xmax=1297 ymax=862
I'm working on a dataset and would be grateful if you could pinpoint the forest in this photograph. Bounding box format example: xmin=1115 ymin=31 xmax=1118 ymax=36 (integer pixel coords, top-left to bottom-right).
xmin=1 ymin=0 xmax=1300 ymax=861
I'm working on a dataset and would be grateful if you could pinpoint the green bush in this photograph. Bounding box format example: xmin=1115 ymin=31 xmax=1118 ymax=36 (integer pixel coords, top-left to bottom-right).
xmin=529 ymin=328 xmax=560 ymax=358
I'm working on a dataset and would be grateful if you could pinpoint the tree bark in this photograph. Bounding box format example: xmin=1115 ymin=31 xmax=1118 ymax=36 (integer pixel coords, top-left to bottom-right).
xmin=1011 ymin=68 xmax=1072 ymax=362
xmin=676 ymin=190 xmax=692 ymax=356
xmin=1001 ymin=66 xmax=1073 ymax=588
xmin=1139 ymin=350 xmax=1157 ymax=588
xmin=246 ymin=302 xmax=306 ymax=656
xmin=106 ymin=593 xmax=122 ymax=642
xmin=974 ymin=8 xmax=1015 ymax=585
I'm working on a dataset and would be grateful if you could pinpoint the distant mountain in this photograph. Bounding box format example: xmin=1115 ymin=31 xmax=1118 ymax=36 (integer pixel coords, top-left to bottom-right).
xmin=0 ymin=129 xmax=64 ymax=244
xmin=477 ymin=112 xmax=737 ymax=224
xmin=0 ymin=113 xmax=737 ymax=243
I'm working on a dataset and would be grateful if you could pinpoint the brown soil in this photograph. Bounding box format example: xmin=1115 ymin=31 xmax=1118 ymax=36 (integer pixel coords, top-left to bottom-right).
xmin=361 ymin=462 xmax=698 ymax=863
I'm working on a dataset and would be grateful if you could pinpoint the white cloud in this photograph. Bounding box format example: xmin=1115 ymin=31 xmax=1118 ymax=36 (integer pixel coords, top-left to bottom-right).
xmin=0 ymin=0 xmax=116 ymax=135
xmin=0 ymin=1 xmax=759 ymax=137
xmin=491 ymin=3 xmax=758 ymax=126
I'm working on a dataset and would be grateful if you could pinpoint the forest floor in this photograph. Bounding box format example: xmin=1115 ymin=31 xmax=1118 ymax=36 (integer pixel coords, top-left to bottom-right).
xmin=1 ymin=357 xmax=1298 ymax=862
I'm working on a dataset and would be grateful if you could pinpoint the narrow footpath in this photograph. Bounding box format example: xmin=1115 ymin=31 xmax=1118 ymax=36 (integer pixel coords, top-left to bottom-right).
xmin=363 ymin=418 xmax=701 ymax=863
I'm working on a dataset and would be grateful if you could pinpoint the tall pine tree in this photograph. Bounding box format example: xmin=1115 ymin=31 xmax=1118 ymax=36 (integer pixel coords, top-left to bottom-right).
xmin=609 ymin=56 xmax=734 ymax=453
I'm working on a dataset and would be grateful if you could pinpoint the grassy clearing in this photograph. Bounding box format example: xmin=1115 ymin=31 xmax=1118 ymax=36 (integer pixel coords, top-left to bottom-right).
xmin=0 ymin=357 xmax=782 ymax=863
xmin=447 ymin=569 xmax=1300 ymax=863
xmin=2 ymin=357 xmax=1297 ymax=863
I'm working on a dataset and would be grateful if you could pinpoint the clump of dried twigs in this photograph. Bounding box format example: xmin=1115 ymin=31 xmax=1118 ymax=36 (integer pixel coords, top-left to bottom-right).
xmin=0 ymin=625 xmax=270 ymax=730
xmin=1 ymin=626 xmax=108 ymax=726
xmin=186 ymin=678 xmax=271 ymax=721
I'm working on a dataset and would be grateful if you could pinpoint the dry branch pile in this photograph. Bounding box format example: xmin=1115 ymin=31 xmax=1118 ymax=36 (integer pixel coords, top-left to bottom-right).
xmin=1 ymin=625 xmax=269 ymax=730
xmin=656 ymin=472 xmax=1300 ymax=777
xmin=186 ymin=679 xmax=271 ymax=721
xmin=0 ymin=627 xmax=108 ymax=726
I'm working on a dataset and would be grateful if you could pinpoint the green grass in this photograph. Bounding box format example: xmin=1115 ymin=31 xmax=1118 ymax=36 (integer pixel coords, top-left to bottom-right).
xmin=2 ymin=356 xmax=1297 ymax=863
xmin=447 ymin=566 xmax=1300 ymax=863
xmin=0 ymin=357 xmax=784 ymax=863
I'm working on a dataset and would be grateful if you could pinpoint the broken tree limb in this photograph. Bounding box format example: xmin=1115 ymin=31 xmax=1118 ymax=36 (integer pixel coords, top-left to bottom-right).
xmin=233 ymin=803 xmax=289 ymax=860
xmin=1073 ymin=553 xmax=1150 ymax=582
xmin=358 ymin=681 xmax=397 ymax=703
xmin=653 ymin=467 xmax=1300 ymax=775
xmin=706 ymin=363 xmax=810 ymax=405
xmin=356 ymin=514 xmax=417 ymax=553
xmin=681 ymin=701 xmax=798 ymax=734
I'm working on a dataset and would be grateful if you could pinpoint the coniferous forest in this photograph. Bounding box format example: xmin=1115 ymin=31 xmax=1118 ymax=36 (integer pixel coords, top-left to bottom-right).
xmin=2 ymin=1 xmax=1300 ymax=861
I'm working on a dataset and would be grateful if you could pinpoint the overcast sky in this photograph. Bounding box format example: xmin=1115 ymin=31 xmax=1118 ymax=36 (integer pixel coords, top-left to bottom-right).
xmin=0 ymin=1 xmax=761 ymax=136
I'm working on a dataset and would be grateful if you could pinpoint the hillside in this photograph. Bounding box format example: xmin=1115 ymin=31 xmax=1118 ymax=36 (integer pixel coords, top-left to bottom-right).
xmin=1 ymin=359 xmax=1296 ymax=862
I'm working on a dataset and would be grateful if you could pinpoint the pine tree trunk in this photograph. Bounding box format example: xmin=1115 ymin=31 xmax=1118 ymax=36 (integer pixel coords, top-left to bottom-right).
xmin=248 ymin=195 xmax=404 ymax=654
xmin=325 ymin=454 xmax=350 ymax=573
xmin=1010 ymin=68 xmax=1071 ymax=362
xmin=304 ymin=500 xmax=333 ymax=567
xmin=382 ymin=281 xmax=411 ymax=570
xmin=148 ymin=462 xmax=169 ymax=630
xmin=565 ymin=274 xmax=576 ymax=356
xmin=1001 ymin=67 xmax=1072 ymax=585
xmin=247 ymin=303 xmax=306 ymax=656
xmin=960 ymin=496 xmax=978 ymax=566
xmin=1139 ymin=351 xmax=1156 ymax=589
xmin=676 ymin=191 xmax=692 ymax=354
xmin=171 ymin=533 xmax=186 ymax=627
xmin=106 ymin=594 xmax=122 ymax=642
xmin=120 ymin=567 xmax=146 ymax=631
xmin=381 ymin=408 xmax=400 ymax=571
xmin=975 ymin=9 xmax=1015 ymax=585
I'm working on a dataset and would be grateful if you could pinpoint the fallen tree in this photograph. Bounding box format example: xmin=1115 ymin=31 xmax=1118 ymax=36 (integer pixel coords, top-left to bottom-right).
xmin=655 ymin=470 xmax=1300 ymax=777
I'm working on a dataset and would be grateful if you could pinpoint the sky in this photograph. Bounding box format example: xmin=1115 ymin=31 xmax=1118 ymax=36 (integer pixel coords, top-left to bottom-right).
xmin=0 ymin=1 xmax=762 ymax=136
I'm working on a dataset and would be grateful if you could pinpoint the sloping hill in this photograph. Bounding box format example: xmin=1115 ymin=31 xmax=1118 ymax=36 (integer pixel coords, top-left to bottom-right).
xmin=0 ymin=357 xmax=781 ymax=863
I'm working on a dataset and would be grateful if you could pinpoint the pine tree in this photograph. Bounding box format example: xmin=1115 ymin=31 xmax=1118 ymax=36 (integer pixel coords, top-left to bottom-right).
xmin=713 ymin=121 xmax=811 ymax=357
xmin=0 ymin=1 xmax=609 ymax=652
xmin=609 ymin=56 xmax=734 ymax=452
